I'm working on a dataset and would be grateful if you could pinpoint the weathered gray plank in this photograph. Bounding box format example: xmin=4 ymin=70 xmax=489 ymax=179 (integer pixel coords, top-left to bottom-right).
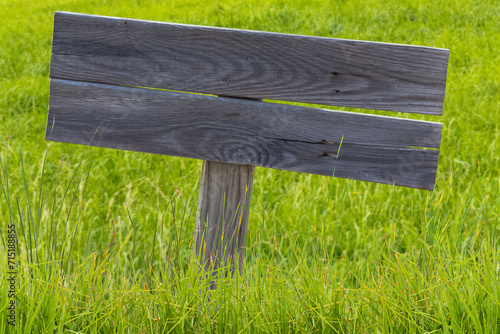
xmin=46 ymin=79 xmax=441 ymax=189
xmin=196 ymin=161 xmax=254 ymax=286
xmin=47 ymin=79 xmax=442 ymax=148
xmin=50 ymin=11 xmax=449 ymax=115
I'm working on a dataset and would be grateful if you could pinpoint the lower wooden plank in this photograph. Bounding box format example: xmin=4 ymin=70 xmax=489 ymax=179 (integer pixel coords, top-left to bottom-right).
xmin=47 ymin=79 xmax=441 ymax=190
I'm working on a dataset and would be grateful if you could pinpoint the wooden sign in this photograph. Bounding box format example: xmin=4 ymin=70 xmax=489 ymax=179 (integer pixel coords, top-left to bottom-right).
xmin=46 ymin=12 xmax=449 ymax=278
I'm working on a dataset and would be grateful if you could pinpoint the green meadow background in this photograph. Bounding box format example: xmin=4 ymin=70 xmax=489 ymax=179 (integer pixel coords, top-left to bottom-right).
xmin=1 ymin=0 xmax=499 ymax=332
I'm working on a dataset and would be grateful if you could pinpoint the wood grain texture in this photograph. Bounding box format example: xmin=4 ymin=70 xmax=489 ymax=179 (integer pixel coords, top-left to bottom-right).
xmin=196 ymin=161 xmax=253 ymax=284
xmin=47 ymin=79 xmax=441 ymax=189
xmin=49 ymin=11 xmax=449 ymax=115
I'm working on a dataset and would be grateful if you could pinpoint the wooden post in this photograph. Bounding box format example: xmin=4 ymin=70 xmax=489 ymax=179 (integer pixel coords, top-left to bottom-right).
xmin=195 ymin=161 xmax=254 ymax=287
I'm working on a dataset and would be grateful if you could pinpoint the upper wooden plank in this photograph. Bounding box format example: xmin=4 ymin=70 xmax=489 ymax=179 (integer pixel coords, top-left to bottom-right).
xmin=50 ymin=12 xmax=449 ymax=115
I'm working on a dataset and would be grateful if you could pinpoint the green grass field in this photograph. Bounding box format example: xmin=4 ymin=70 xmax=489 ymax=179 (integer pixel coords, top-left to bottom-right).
xmin=1 ymin=0 xmax=499 ymax=332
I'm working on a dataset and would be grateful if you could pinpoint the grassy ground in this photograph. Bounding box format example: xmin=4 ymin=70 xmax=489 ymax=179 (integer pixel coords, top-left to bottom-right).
xmin=1 ymin=0 xmax=499 ymax=332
